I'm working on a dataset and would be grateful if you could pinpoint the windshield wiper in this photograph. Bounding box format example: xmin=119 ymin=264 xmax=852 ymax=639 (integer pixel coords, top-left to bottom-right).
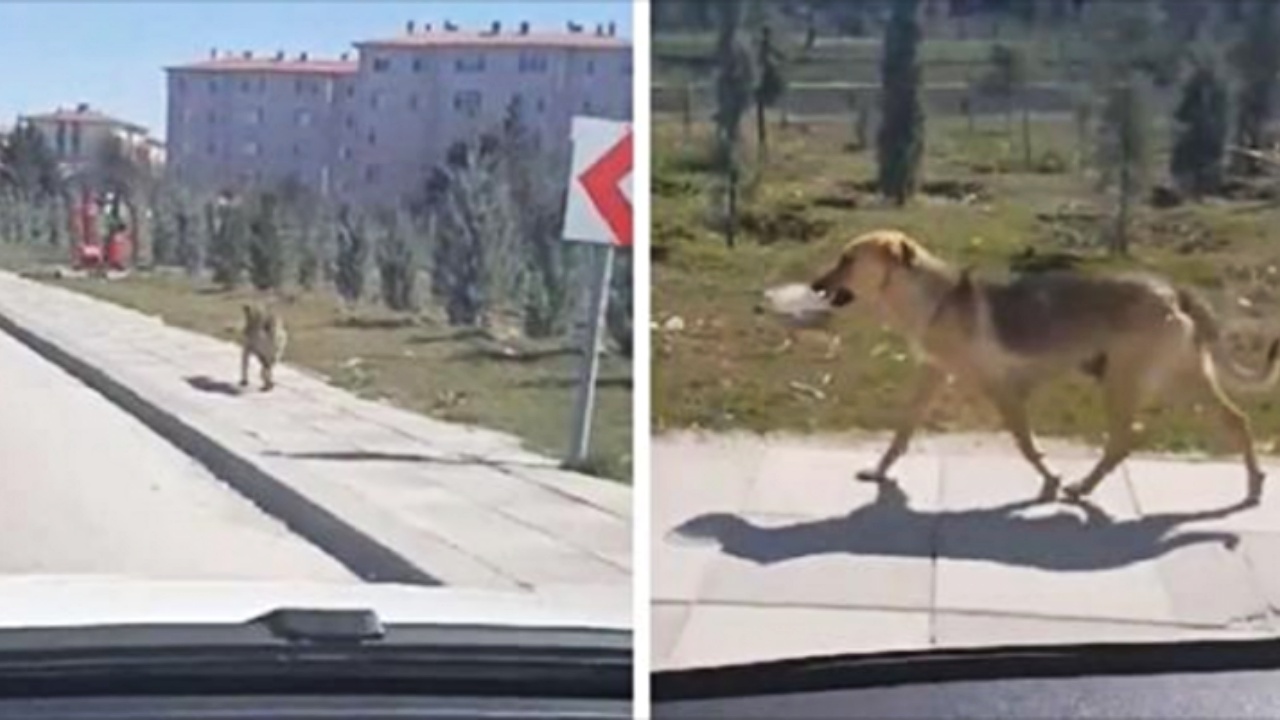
xmin=653 ymin=636 xmax=1280 ymax=702
xmin=0 ymin=608 xmax=632 ymax=701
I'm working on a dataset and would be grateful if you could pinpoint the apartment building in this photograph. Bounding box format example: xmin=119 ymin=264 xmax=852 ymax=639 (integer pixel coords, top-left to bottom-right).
xmin=165 ymin=21 xmax=632 ymax=207
xmin=165 ymin=50 xmax=356 ymax=196
xmin=19 ymin=103 xmax=160 ymax=174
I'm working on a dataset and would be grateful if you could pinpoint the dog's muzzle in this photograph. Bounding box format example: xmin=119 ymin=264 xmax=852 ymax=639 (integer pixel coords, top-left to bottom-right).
xmin=812 ymin=284 xmax=855 ymax=307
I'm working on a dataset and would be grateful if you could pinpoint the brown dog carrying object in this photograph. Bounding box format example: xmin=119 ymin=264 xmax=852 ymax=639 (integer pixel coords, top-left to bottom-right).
xmin=808 ymin=229 xmax=1279 ymax=505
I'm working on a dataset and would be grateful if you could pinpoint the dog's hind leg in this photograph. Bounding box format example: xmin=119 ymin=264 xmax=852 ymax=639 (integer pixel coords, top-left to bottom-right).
xmin=989 ymin=386 xmax=1061 ymax=501
xmin=858 ymin=364 xmax=945 ymax=482
xmin=1192 ymin=353 xmax=1266 ymax=503
xmin=239 ymin=344 xmax=251 ymax=388
xmin=260 ymin=355 xmax=275 ymax=392
xmin=1063 ymin=378 xmax=1141 ymax=502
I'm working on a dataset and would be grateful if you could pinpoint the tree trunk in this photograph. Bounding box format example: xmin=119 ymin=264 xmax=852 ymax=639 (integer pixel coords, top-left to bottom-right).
xmin=756 ymin=97 xmax=768 ymax=163
xmin=1021 ymin=98 xmax=1033 ymax=169
xmin=726 ymin=163 xmax=738 ymax=249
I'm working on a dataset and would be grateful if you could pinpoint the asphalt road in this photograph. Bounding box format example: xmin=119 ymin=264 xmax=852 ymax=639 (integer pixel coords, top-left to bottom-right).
xmin=0 ymin=328 xmax=356 ymax=582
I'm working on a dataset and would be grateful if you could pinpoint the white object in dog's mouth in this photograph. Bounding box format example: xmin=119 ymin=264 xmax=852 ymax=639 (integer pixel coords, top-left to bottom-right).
xmin=762 ymin=283 xmax=834 ymax=328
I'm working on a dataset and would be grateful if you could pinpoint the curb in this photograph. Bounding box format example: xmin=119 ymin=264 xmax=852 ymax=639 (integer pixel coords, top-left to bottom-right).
xmin=0 ymin=307 xmax=442 ymax=587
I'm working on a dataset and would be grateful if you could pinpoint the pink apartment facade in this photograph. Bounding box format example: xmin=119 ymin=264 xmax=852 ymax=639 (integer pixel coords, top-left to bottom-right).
xmin=165 ymin=21 xmax=632 ymax=207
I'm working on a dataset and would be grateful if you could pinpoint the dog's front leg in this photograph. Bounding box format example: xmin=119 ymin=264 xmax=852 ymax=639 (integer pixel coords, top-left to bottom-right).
xmin=858 ymin=364 xmax=945 ymax=482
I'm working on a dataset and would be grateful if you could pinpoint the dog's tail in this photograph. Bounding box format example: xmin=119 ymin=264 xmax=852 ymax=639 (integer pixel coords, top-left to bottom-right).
xmin=1177 ymin=287 xmax=1280 ymax=393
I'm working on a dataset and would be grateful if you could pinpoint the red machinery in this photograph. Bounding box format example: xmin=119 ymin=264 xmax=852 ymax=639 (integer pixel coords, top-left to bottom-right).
xmin=71 ymin=186 xmax=132 ymax=271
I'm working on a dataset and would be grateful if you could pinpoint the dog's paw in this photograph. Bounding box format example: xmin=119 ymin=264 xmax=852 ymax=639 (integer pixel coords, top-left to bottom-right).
xmin=855 ymin=469 xmax=891 ymax=483
xmin=1036 ymin=477 xmax=1062 ymax=503
xmin=1060 ymin=482 xmax=1087 ymax=501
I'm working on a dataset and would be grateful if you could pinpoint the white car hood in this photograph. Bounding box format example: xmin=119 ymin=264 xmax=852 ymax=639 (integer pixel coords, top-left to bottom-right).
xmin=0 ymin=576 xmax=630 ymax=632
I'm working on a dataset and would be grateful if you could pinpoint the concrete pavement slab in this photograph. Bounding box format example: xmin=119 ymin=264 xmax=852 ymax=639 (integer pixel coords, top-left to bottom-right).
xmin=1153 ymin=540 xmax=1268 ymax=627
xmin=0 ymin=271 xmax=629 ymax=598
xmin=652 ymin=602 xmax=693 ymax=668
xmin=1127 ymin=458 xmax=1280 ymax=533
xmin=696 ymin=520 xmax=934 ymax=610
xmin=663 ymin=604 xmax=932 ymax=671
xmin=654 ymin=432 xmax=1280 ymax=668
xmin=934 ymin=612 xmax=1271 ymax=649
xmin=745 ymin=445 xmax=943 ymax=516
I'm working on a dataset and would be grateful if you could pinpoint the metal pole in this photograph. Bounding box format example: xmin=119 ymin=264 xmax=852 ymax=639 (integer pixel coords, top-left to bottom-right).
xmin=567 ymin=242 xmax=615 ymax=467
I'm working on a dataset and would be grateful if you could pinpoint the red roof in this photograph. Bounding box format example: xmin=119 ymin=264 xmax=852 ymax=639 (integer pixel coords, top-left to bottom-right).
xmin=168 ymin=57 xmax=357 ymax=74
xmin=358 ymin=29 xmax=629 ymax=51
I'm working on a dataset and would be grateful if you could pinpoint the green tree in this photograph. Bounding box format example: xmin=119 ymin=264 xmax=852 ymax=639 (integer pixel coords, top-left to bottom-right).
xmin=1095 ymin=75 xmax=1153 ymax=255
xmin=334 ymin=205 xmax=370 ymax=309
xmin=207 ymin=196 xmax=249 ymax=289
xmin=246 ymin=192 xmax=285 ymax=291
xmin=374 ymin=208 xmax=419 ymax=313
xmin=712 ymin=2 xmax=755 ymax=246
xmin=1170 ymin=55 xmax=1229 ymax=197
xmin=981 ymin=43 xmax=1033 ymax=166
xmin=877 ymin=0 xmax=925 ymax=205
xmin=0 ymin=123 xmax=63 ymax=200
xmin=1229 ymin=0 xmax=1280 ymax=175
xmin=754 ymin=22 xmax=787 ymax=163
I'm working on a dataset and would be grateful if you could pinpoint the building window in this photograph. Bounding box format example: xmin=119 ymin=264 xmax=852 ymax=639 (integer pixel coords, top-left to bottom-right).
xmin=536 ymin=97 xmax=546 ymax=113
xmin=370 ymin=91 xmax=381 ymax=109
xmin=455 ymin=54 xmax=486 ymax=73
xmin=412 ymin=57 xmax=424 ymax=72
xmin=372 ymin=56 xmax=390 ymax=72
xmin=586 ymin=59 xmax=596 ymax=75
xmin=453 ymin=90 xmax=482 ymax=116
xmin=340 ymin=146 xmax=352 ymax=160
xmin=345 ymin=114 xmax=355 ymax=129
xmin=55 ymin=123 xmax=67 ymax=155
xmin=244 ymin=141 xmax=260 ymax=157
xmin=207 ymin=141 xmax=217 ymax=155
xmin=208 ymin=79 xmax=218 ymax=93
xmin=518 ymin=52 xmax=548 ymax=73
xmin=177 ymin=77 xmax=188 ymax=93
xmin=295 ymin=79 xmax=304 ymax=95
xmin=257 ymin=78 xmax=266 ymax=93
xmin=582 ymin=100 xmax=593 ymax=113
xmin=241 ymin=79 xmax=251 ymax=93
xmin=296 ymin=109 xmax=312 ymax=127
xmin=207 ymin=110 xmax=217 ymax=124
xmin=247 ymin=107 xmax=264 ymax=124
xmin=346 ymin=85 xmax=355 ymax=98
xmin=292 ymin=143 xmax=301 ymax=157
xmin=409 ymin=93 xmax=419 ymax=110
xmin=364 ymin=164 xmax=380 ymax=183
xmin=71 ymin=125 xmax=81 ymax=155
xmin=367 ymin=130 xmax=377 ymax=146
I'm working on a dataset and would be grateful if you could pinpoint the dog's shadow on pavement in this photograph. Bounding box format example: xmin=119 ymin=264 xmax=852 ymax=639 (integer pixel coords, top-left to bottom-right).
xmin=185 ymin=375 xmax=243 ymax=396
xmin=672 ymin=481 xmax=1252 ymax=572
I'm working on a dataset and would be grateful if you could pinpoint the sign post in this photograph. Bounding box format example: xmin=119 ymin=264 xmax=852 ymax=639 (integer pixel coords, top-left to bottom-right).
xmin=562 ymin=116 xmax=633 ymax=468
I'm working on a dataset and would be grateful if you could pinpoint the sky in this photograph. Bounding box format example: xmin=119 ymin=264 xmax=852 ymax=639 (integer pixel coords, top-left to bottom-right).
xmin=0 ymin=1 xmax=632 ymax=140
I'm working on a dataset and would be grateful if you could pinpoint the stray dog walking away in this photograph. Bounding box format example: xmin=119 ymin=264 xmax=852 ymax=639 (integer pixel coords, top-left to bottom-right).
xmin=240 ymin=303 xmax=287 ymax=392
xmin=807 ymin=229 xmax=1280 ymax=505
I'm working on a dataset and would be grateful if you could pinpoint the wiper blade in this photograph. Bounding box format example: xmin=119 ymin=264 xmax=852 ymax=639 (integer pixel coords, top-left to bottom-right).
xmin=653 ymin=636 xmax=1280 ymax=702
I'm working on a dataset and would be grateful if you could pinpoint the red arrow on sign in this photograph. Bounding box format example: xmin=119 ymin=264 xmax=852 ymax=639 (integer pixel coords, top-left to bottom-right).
xmin=577 ymin=128 xmax=633 ymax=247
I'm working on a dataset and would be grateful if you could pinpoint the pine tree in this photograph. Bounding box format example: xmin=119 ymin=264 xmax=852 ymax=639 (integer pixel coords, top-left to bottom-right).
xmin=1170 ymin=56 xmax=1229 ymax=197
xmin=877 ymin=0 xmax=925 ymax=205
